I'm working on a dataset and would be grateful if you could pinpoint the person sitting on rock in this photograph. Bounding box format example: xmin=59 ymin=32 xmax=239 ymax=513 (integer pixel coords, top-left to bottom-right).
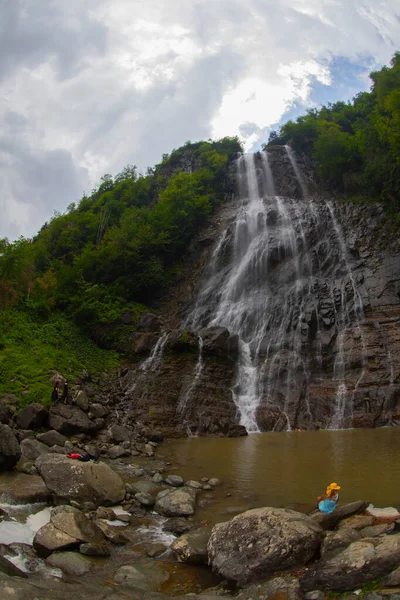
xmin=317 ymin=482 xmax=340 ymax=513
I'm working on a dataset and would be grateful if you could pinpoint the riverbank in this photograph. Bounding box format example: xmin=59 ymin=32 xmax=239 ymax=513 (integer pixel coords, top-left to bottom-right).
xmin=2 ymin=429 xmax=400 ymax=599
xmin=2 ymin=378 xmax=400 ymax=599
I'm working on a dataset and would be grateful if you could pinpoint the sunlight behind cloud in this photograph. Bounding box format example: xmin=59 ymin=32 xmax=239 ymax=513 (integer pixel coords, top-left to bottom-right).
xmin=211 ymin=60 xmax=331 ymax=148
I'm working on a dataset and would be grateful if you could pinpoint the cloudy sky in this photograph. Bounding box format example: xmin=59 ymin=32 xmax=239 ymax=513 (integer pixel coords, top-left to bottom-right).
xmin=1 ymin=0 xmax=399 ymax=240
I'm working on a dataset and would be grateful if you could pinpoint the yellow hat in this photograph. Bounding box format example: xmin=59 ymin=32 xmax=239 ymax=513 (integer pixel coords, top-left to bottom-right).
xmin=326 ymin=482 xmax=341 ymax=494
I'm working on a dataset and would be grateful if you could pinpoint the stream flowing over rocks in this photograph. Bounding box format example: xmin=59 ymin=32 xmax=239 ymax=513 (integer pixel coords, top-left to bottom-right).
xmin=103 ymin=146 xmax=400 ymax=437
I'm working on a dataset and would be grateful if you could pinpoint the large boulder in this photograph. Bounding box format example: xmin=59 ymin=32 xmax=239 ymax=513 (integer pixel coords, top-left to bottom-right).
xmin=50 ymin=506 xmax=106 ymax=545
xmin=37 ymin=430 xmax=67 ymax=447
xmin=35 ymin=454 xmax=126 ymax=506
xmin=170 ymin=526 xmax=211 ymax=564
xmin=198 ymin=326 xmax=239 ymax=357
xmin=154 ymin=487 xmax=197 ymax=517
xmin=49 ymin=405 xmax=98 ymax=436
xmin=20 ymin=438 xmax=49 ymax=461
xmin=0 ymin=424 xmax=21 ymax=471
xmin=208 ymin=507 xmax=324 ymax=586
xmin=16 ymin=403 xmax=48 ymax=430
xmin=33 ymin=523 xmax=79 ymax=558
xmin=301 ymin=534 xmax=400 ymax=592
xmin=0 ymin=473 xmax=51 ymax=503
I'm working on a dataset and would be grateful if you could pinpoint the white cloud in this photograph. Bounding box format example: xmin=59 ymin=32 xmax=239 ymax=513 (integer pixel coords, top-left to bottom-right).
xmin=1 ymin=0 xmax=400 ymax=239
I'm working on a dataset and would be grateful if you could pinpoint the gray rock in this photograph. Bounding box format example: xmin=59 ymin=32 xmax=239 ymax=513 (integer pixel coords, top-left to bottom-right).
xmin=20 ymin=438 xmax=49 ymax=461
xmin=108 ymin=445 xmax=130 ymax=459
xmin=46 ymin=551 xmax=92 ymax=576
xmin=89 ymin=403 xmax=108 ymax=418
xmin=96 ymin=507 xmax=116 ymax=520
xmin=208 ymin=507 xmax=324 ymax=586
xmin=171 ymin=526 xmax=211 ymax=564
xmin=144 ymin=443 xmax=155 ymax=456
xmin=337 ymin=515 xmax=374 ymax=530
xmin=16 ymin=403 xmax=48 ymax=430
xmin=79 ymin=542 xmax=110 ymax=557
xmin=235 ymin=576 xmax=302 ymax=600
xmin=50 ymin=505 xmax=105 ymax=544
xmin=113 ymin=559 xmax=169 ymax=592
xmin=48 ymin=444 xmax=66 ymax=454
xmin=0 ymin=424 xmax=21 ymax=471
xmin=109 ymin=424 xmax=131 ymax=443
xmin=37 ymin=430 xmax=67 ymax=447
xmin=185 ymin=480 xmax=203 ymax=489
xmin=301 ymin=534 xmax=400 ymax=591
xmin=208 ymin=478 xmax=222 ymax=486
xmin=381 ymin=565 xmax=400 ymax=587
xmin=95 ymin=520 xmax=130 ymax=544
xmin=49 ymin=404 xmax=97 ymax=436
xmin=126 ymin=481 xmax=160 ymax=495
xmin=0 ymin=555 xmax=27 ymax=578
xmin=33 ymin=522 xmax=79 ymax=557
xmin=165 ymin=475 xmax=184 ymax=487
xmin=152 ymin=472 xmax=164 ymax=483
xmin=162 ymin=517 xmax=193 ymax=535
xmin=321 ymin=528 xmax=361 ymax=557
xmin=35 ymin=454 xmax=126 ymax=506
xmin=155 ymin=487 xmax=198 ymax=517
xmin=135 ymin=492 xmax=155 ymax=507
xmin=310 ymin=501 xmax=369 ymax=530
xmin=73 ymin=390 xmax=89 ymax=411
xmin=360 ymin=523 xmax=395 ymax=537
xmin=0 ymin=472 xmax=50 ymax=504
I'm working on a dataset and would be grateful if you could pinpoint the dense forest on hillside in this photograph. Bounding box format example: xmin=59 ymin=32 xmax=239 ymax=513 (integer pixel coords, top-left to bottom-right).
xmin=267 ymin=52 xmax=400 ymax=216
xmin=0 ymin=138 xmax=241 ymax=405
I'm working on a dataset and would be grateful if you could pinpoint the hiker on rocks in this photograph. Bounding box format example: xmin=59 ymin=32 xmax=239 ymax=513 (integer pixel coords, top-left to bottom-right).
xmin=61 ymin=380 xmax=69 ymax=404
xmin=51 ymin=383 xmax=60 ymax=404
xmin=317 ymin=482 xmax=340 ymax=514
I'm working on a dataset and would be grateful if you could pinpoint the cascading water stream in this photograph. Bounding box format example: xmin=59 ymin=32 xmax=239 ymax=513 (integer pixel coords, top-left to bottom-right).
xmin=326 ymin=203 xmax=367 ymax=428
xmin=185 ymin=148 xmax=368 ymax=432
xmin=140 ymin=332 xmax=169 ymax=372
xmin=177 ymin=337 xmax=204 ymax=416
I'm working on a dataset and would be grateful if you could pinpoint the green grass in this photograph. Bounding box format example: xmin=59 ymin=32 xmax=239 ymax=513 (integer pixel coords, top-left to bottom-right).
xmin=0 ymin=309 xmax=119 ymax=409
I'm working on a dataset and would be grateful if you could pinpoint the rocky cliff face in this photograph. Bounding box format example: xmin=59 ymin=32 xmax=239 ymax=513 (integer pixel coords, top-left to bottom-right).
xmin=110 ymin=146 xmax=400 ymax=436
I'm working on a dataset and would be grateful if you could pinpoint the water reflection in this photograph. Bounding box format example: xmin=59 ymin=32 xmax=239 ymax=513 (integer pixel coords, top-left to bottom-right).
xmin=161 ymin=429 xmax=400 ymax=523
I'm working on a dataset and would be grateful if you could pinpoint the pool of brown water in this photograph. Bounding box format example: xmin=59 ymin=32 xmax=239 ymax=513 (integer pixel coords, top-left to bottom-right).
xmin=159 ymin=428 xmax=400 ymax=523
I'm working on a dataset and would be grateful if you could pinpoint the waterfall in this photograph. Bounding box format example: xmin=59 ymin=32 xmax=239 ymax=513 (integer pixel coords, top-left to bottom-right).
xmin=285 ymin=145 xmax=308 ymax=197
xmin=177 ymin=337 xmax=204 ymax=416
xmin=186 ymin=149 xmax=368 ymax=432
xmin=326 ymin=203 xmax=367 ymax=429
xmin=140 ymin=332 xmax=169 ymax=372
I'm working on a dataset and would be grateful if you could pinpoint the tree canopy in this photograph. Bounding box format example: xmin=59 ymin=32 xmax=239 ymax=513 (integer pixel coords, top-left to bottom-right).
xmin=0 ymin=137 xmax=242 ymax=329
xmin=267 ymin=52 xmax=400 ymax=215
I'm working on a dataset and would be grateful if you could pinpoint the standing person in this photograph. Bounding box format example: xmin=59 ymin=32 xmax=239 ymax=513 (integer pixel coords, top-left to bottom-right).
xmin=61 ymin=380 xmax=69 ymax=405
xmin=317 ymin=482 xmax=341 ymax=514
xmin=51 ymin=383 xmax=59 ymax=404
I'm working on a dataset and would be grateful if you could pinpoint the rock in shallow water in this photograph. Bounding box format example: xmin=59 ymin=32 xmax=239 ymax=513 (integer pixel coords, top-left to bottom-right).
xmin=154 ymin=487 xmax=197 ymax=517
xmin=45 ymin=551 xmax=92 ymax=576
xmin=35 ymin=454 xmax=125 ymax=507
xmin=207 ymin=507 xmax=324 ymax=586
xmin=171 ymin=526 xmax=211 ymax=564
